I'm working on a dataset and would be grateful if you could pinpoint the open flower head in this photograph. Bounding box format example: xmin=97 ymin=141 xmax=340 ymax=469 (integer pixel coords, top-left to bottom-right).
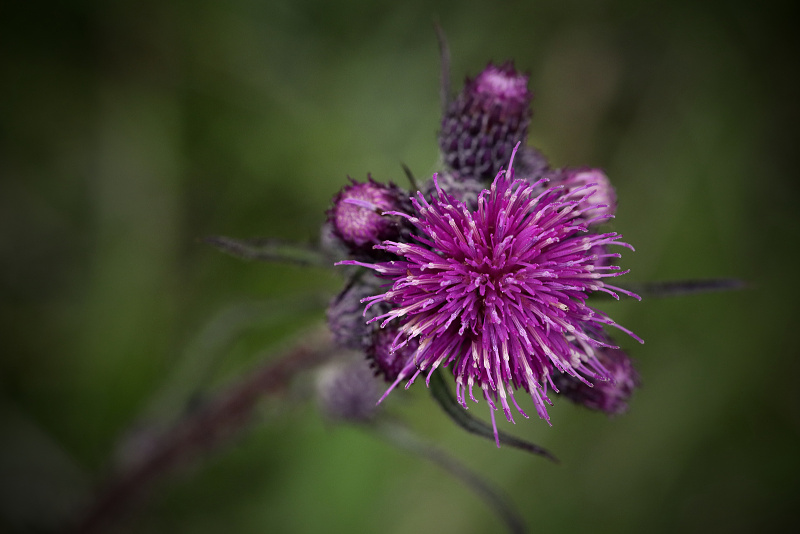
xmin=340 ymin=147 xmax=641 ymax=441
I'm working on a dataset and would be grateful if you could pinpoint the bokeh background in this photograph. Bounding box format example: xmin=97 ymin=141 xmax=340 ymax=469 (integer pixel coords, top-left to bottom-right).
xmin=2 ymin=0 xmax=798 ymax=533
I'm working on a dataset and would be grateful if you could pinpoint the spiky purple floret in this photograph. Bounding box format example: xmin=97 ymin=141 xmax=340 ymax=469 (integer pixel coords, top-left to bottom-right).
xmin=339 ymin=150 xmax=641 ymax=440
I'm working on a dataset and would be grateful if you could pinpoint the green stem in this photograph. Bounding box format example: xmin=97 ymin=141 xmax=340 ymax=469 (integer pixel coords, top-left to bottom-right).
xmin=375 ymin=419 xmax=527 ymax=534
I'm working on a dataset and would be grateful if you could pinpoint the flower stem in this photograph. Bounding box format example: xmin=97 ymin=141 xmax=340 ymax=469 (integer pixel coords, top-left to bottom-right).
xmin=429 ymin=369 xmax=559 ymax=463
xmin=72 ymin=327 xmax=338 ymax=534
xmin=374 ymin=419 xmax=527 ymax=534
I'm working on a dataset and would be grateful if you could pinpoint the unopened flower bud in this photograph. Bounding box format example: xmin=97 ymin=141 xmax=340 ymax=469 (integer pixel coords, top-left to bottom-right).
xmin=557 ymin=168 xmax=617 ymax=225
xmin=439 ymin=62 xmax=533 ymax=182
xmin=316 ymin=358 xmax=382 ymax=423
xmin=327 ymin=275 xmax=390 ymax=350
xmin=328 ymin=177 xmax=405 ymax=253
xmin=367 ymin=323 xmax=418 ymax=382
xmin=551 ymin=346 xmax=639 ymax=415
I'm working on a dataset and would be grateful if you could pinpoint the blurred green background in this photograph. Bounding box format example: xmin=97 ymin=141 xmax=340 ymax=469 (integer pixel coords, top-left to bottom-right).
xmin=1 ymin=0 xmax=798 ymax=532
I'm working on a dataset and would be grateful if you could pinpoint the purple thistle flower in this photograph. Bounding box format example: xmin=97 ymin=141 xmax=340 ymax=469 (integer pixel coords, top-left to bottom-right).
xmin=439 ymin=62 xmax=533 ymax=182
xmin=339 ymin=147 xmax=642 ymax=443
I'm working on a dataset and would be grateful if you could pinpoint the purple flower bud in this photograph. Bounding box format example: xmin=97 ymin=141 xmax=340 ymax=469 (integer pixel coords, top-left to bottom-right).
xmin=328 ymin=177 xmax=405 ymax=253
xmin=551 ymin=345 xmax=639 ymax=415
xmin=327 ymin=274 xmax=391 ymax=350
xmin=316 ymin=358 xmax=382 ymax=422
xmin=555 ymin=168 xmax=617 ymax=225
xmin=439 ymin=62 xmax=533 ymax=182
xmin=514 ymin=145 xmax=552 ymax=186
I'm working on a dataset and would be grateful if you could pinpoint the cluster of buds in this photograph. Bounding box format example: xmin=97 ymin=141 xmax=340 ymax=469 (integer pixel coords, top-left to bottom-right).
xmin=324 ymin=60 xmax=640 ymax=434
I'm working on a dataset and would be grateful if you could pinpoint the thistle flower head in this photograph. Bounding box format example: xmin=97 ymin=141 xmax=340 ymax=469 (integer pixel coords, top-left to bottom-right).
xmin=328 ymin=177 xmax=405 ymax=253
xmin=339 ymin=148 xmax=641 ymax=439
xmin=439 ymin=62 xmax=533 ymax=182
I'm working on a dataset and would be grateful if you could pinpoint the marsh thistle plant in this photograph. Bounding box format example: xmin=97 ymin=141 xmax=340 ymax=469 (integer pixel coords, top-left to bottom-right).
xmin=327 ymin=61 xmax=643 ymax=444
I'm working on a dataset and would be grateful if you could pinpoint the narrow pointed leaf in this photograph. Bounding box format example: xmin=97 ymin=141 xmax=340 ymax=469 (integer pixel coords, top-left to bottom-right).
xmin=594 ymin=278 xmax=746 ymax=300
xmin=203 ymin=236 xmax=330 ymax=267
xmin=401 ymin=162 xmax=420 ymax=192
